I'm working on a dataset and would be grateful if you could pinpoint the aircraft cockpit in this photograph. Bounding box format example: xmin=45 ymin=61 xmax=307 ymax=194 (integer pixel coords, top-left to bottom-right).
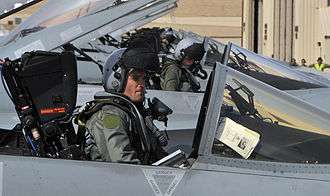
xmin=2 ymin=35 xmax=330 ymax=167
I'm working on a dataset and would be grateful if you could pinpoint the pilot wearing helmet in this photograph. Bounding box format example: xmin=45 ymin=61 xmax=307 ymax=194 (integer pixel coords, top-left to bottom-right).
xmin=160 ymin=38 xmax=206 ymax=92
xmin=159 ymin=27 xmax=177 ymax=53
xmin=82 ymin=47 xmax=168 ymax=164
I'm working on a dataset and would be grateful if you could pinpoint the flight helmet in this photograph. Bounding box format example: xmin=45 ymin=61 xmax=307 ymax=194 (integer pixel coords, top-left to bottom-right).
xmin=174 ymin=38 xmax=205 ymax=62
xmin=104 ymin=47 xmax=159 ymax=93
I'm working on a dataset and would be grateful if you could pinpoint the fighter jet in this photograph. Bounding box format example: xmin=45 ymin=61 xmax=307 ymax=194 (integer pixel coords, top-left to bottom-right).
xmin=1 ymin=1 xmax=330 ymax=195
xmin=2 ymin=0 xmax=330 ymax=148
xmin=1 ymin=43 xmax=330 ymax=196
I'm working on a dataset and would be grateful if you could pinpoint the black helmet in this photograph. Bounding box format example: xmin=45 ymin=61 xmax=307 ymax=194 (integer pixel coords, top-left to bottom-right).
xmin=121 ymin=47 xmax=160 ymax=73
xmin=121 ymin=28 xmax=163 ymax=53
xmin=184 ymin=43 xmax=205 ymax=62
xmin=112 ymin=47 xmax=159 ymax=92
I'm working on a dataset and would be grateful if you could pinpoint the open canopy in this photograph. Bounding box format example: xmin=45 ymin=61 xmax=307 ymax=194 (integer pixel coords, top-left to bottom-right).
xmin=0 ymin=0 xmax=178 ymax=60
xmin=0 ymin=0 xmax=117 ymax=47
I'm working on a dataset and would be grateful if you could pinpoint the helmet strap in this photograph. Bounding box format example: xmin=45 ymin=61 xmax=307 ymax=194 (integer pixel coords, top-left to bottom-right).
xmin=118 ymin=69 xmax=128 ymax=93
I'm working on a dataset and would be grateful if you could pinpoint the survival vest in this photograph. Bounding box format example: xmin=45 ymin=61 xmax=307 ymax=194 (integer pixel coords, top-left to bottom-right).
xmin=75 ymin=93 xmax=152 ymax=164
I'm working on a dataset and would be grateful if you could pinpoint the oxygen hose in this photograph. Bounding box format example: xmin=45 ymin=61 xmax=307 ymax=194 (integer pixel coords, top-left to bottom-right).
xmin=145 ymin=116 xmax=168 ymax=147
xmin=0 ymin=60 xmax=14 ymax=103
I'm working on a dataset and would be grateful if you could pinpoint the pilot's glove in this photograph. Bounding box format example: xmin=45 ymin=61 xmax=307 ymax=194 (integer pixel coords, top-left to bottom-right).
xmin=145 ymin=116 xmax=168 ymax=147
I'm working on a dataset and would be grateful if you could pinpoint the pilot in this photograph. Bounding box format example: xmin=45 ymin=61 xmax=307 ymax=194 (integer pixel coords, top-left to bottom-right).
xmin=159 ymin=28 xmax=177 ymax=53
xmin=160 ymin=38 xmax=206 ymax=92
xmin=83 ymin=47 xmax=168 ymax=164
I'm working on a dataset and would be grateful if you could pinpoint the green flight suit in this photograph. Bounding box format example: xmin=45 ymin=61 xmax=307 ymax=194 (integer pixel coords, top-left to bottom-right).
xmin=84 ymin=100 xmax=167 ymax=164
xmin=160 ymin=60 xmax=191 ymax=91
xmin=85 ymin=104 xmax=141 ymax=164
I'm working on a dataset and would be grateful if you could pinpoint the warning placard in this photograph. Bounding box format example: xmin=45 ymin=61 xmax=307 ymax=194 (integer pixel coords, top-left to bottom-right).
xmin=142 ymin=169 xmax=185 ymax=196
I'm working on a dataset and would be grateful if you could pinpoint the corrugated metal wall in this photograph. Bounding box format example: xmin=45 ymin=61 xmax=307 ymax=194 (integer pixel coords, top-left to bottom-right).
xmin=286 ymin=0 xmax=330 ymax=65
xmin=262 ymin=0 xmax=275 ymax=57
xmin=251 ymin=0 xmax=330 ymax=65
xmin=242 ymin=0 xmax=253 ymax=49
xmin=246 ymin=0 xmax=294 ymax=62
xmin=293 ymin=0 xmax=322 ymax=65
xmin=319 ymin=6 xmax=330 ymax=64
xmin=270 ymin=0 xmax=294 ymax=61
